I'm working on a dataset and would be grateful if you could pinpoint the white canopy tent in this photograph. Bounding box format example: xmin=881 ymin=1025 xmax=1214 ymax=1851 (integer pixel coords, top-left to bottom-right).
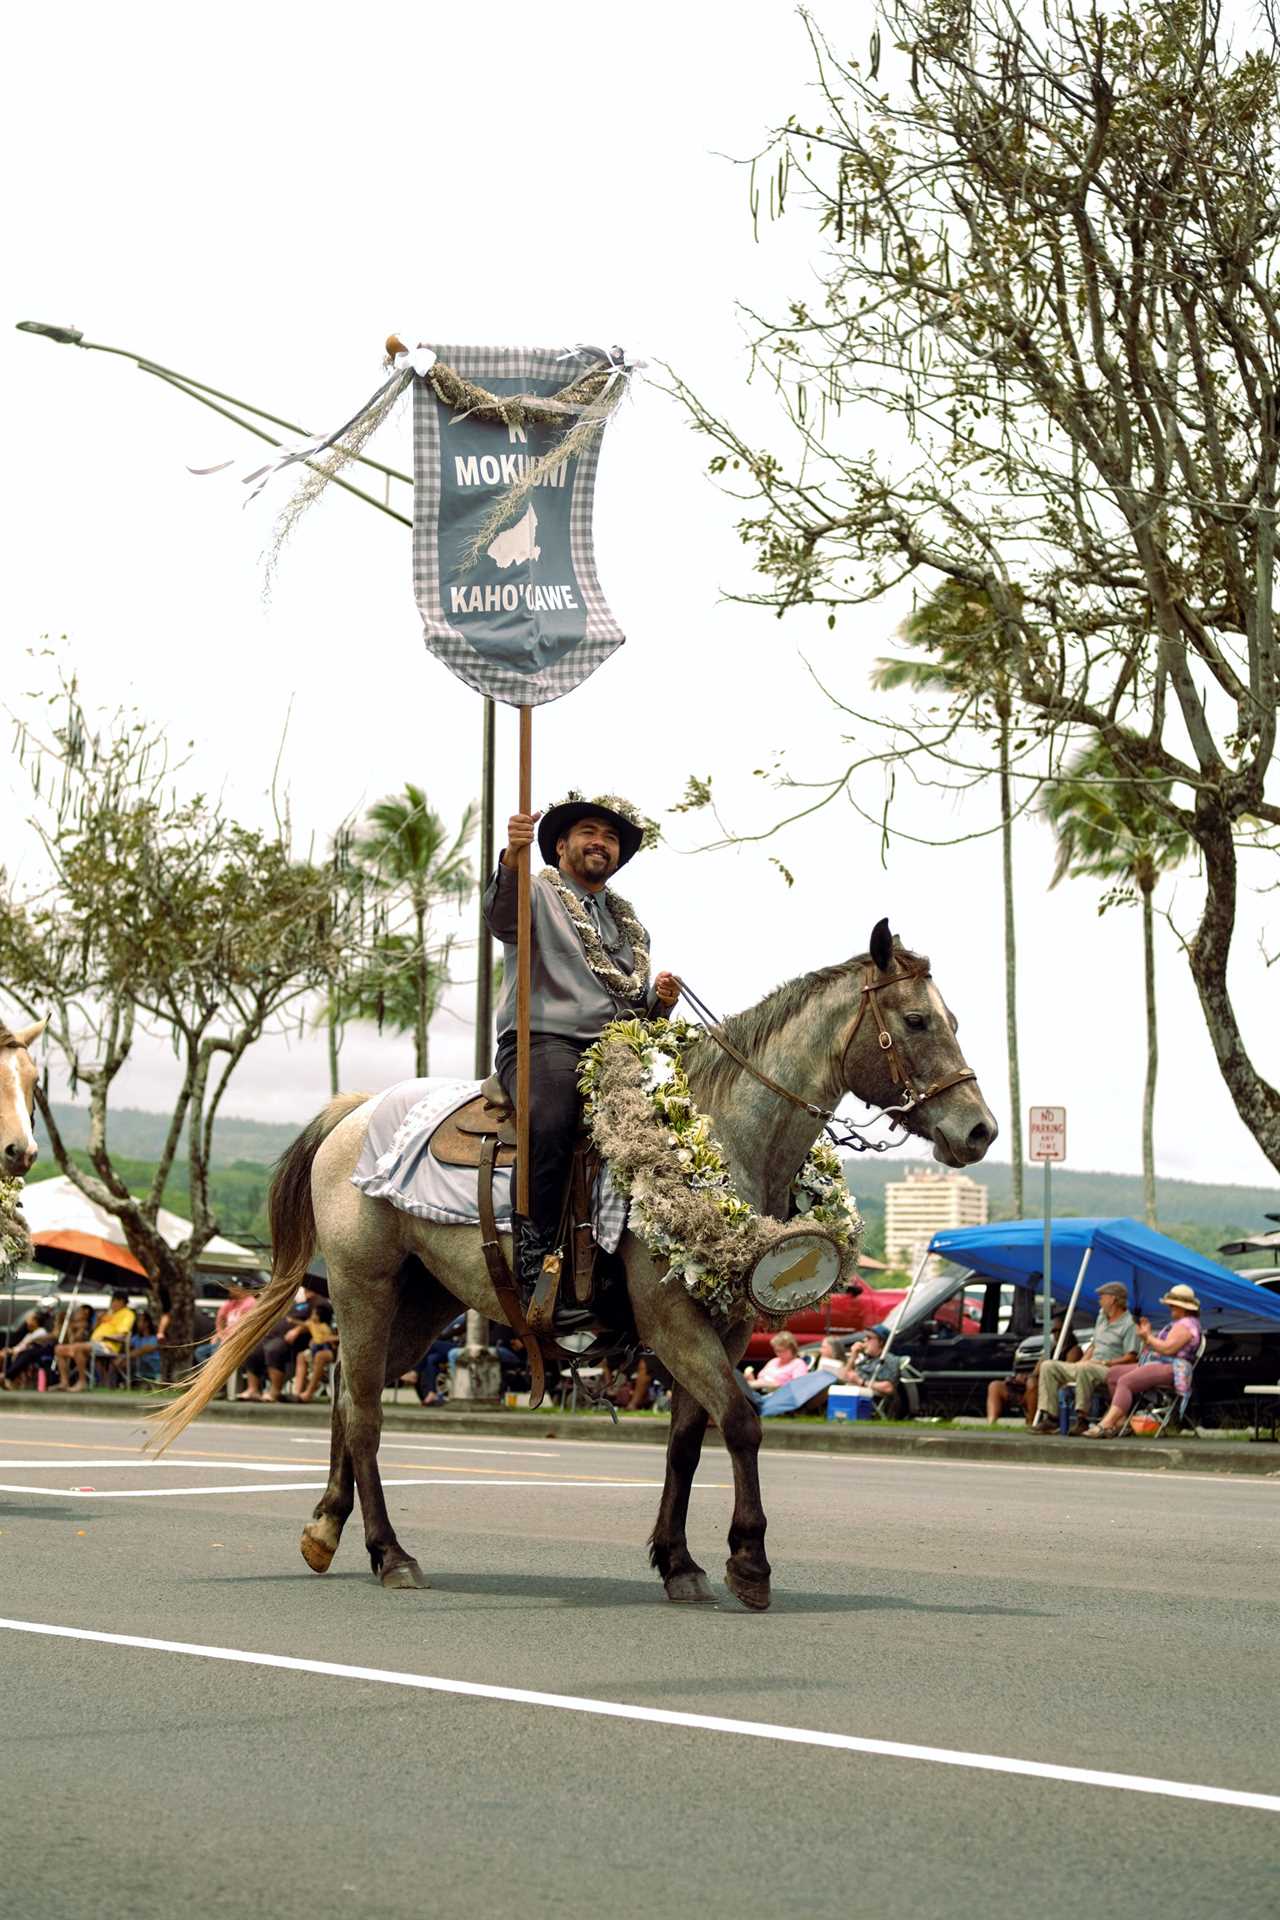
xmin=20 ymin=1175 xmax=265 ymax=1279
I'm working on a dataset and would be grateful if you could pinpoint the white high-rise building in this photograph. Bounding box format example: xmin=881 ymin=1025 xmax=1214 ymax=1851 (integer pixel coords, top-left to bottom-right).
xmin=884 ymin=1170 xmax=989 ymax=1276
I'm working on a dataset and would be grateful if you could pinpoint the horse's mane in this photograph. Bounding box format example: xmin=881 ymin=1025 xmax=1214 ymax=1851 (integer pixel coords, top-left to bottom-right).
xmin=686 ymin=941 xmax=930 ymax=1101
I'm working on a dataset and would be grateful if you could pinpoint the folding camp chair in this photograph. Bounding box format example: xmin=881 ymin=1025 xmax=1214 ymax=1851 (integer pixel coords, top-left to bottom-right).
xmin=1119 ymin=1334 xmax=1206 ymax=1437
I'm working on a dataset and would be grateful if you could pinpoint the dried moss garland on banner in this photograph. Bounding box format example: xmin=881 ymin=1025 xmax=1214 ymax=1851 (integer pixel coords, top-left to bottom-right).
xmin=268 ymin=349 xmax=631 ymax=582
xmin=579 ymin=1017 xmax=863 ymax=1322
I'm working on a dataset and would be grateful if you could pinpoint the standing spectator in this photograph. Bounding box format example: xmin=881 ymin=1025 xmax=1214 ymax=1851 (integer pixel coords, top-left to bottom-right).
xmin=54 ymin=1290 xmax=136 ymax=1392
xmin=1086 ymin=1286 xmax=1203 ymax=1437
xmin=1033 ymin=1282 xmax=1138 ymax=1433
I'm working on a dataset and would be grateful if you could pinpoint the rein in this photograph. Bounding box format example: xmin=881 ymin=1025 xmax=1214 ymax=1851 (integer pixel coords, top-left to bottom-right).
xmin=676 ymin=963 xmax=977 ymax=1147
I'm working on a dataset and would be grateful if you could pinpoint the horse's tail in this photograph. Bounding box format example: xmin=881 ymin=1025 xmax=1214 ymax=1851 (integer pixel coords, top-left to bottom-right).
xmin=144 ymin=1092 xmax=368 ymax=1455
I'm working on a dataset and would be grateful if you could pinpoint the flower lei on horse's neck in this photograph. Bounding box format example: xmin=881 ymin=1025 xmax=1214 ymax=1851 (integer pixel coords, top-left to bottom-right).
xmin=580 ymin=1017 xmax=863 ymax=1322
xmin=542 ymin=867 xmax=651 ymax=1006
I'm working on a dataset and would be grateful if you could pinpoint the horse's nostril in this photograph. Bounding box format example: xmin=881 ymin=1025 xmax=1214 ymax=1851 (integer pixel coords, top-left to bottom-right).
xmin=967 ymin=1122 xmax=991 ymax=1149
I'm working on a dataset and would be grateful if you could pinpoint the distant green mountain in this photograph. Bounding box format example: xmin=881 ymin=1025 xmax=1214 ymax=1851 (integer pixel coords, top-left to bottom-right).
xmin=37 ymin=1104 xmax=299 ymax=1169
xmin=841 ymin=1155 xmax=1278 ymax=1274
xmin=32 ymin=1105 xmax=1277 ymax=1274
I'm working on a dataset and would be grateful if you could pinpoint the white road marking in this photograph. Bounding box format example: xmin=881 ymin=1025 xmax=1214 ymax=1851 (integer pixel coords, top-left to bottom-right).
xmin=0 ymin=1476 xmax=664 ymax=1499
xmin=0 ymin=1460 xmax=332 ymax=1472
xmin=292 ymin=1438 xmax=562 ymax=1459
xmin=1 ymin=1615 xmax=1275 ymax=1815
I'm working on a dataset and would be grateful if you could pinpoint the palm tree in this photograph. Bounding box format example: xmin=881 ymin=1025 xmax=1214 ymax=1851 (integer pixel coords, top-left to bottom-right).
xmin=1043 ymin=743 xmax=1191 ymax=1226
xmin=872 ymin=583 xmax=1027 ymax=1214
xmin=350 ymin=787 xmax=478 ymax=1076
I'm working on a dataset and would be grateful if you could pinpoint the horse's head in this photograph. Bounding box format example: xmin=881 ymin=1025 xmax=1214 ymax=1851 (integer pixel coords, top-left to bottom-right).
xmin=0 ymin=1019 xmax=46 ymax=1176
xmin=847 ymin=920 xmax=997 ymax=1168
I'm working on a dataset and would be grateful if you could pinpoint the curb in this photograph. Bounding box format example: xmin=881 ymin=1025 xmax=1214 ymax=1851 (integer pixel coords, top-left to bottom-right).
xmin=4 ymin=1391 xmax=1277 ymax=1476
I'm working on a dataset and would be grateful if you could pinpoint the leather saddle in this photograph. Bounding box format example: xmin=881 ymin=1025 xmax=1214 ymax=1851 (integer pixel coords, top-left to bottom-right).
xmin=428 ymin=1075 xmax=517 ymax=1170
xmin=427 ymin=1077 xmax=611 ymax=1409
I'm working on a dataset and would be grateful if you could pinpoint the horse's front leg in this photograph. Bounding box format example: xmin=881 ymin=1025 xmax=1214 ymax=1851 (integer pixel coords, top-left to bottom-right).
xmin=649 ymin=1384 xmax=717 ymax=1605
xmin=629 ymin=1248 xmax=771 ymax=1612
xmin=327 ymin=1264 xmax=428 ymax=1590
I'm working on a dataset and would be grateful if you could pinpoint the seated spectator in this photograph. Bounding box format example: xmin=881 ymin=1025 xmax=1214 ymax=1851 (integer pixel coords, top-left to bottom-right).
xmin=1 ymin=1303 xmax=58 ymax=1389
xmin=742 ymin=1332 xmax=808 ymax=1403
xmin=986 ymin=1316 xmax=1082 ymax=1426
xmin=600 ymin=1353 xmax=655 ymax=1411
xmin=839 ymin=1324 xmax=903 ymax=1404
xmin=814 ymin=1336 xmax=847 ymax=1376
xmin=1086 ymin=1286 xmax=1203 ymax=1437
xmin=58 ymin=1304 xmax=94 ymax=1385
xmin=54 ymin=1290 xmax=136 ymax=1393
xmin=411 ymin=1315 xmax=466 ymax=1405
xmin=297 ymin=1300 xmax=338 ymax=1402
xmin=122 ymin=1309 xmax=163 ymax=1385
xmin=239 ymin=1301 xmax=310 ymax=1402
xmin=1033 ymin=1282 xmax=1139 ymax=1434
xmin=194 ymin=1281 xmax=258 ymax=1364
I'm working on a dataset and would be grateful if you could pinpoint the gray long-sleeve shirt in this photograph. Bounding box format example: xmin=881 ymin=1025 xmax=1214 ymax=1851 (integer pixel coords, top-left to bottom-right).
xmin=482 ymin=861 xmax=658 ymax=1042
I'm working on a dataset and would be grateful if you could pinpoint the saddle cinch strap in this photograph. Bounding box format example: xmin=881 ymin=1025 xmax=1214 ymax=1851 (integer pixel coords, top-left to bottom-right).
xmin=452 ymin=1077 xmax=547 ymax=1409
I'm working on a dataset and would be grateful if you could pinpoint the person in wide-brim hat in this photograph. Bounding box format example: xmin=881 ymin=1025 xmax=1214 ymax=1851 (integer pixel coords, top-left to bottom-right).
xmin=537 ymin=795 xmax=647 ymax=869
xmin=1085 ymin=1285 xmax=1204 ymax=1438
xmin=1159 ymin=1284 xmax=1201 ymax=1313
xmin=482 ymin=787 xmax=676 ymax=1302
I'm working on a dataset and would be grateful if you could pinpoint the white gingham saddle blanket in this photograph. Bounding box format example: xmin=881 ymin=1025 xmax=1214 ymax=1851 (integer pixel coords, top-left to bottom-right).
xmin=350 ymin=1077 xmax=628 ymax=1254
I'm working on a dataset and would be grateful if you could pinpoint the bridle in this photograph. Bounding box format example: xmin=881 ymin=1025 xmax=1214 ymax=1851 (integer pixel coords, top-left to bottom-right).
xmin=676 ymin=963 xmax=977 ymax=1149
xmin=839 ymin=962 xmax=978 ymax=1113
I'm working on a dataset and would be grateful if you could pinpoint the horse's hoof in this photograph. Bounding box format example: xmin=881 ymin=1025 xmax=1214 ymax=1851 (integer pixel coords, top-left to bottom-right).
xmin=300 ymin=1528 xmax=336 ymax=1574
xmin=379 ymin=1557 xmax=430 ymax=1591
xmin=665 ymin=1569 xmax=718 ymax=1606
xmin=724 ymin=1564 xmax=772 ymax=1612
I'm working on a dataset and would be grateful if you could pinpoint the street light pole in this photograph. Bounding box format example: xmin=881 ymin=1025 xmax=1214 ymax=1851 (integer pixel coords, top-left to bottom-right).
xmin=16 ymin=322 xmax=501 ymax=1394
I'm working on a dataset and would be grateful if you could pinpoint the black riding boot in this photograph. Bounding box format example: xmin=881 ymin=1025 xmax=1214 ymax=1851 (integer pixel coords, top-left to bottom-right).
xmin=512 ymin=1214 xmax=557 ymax=1307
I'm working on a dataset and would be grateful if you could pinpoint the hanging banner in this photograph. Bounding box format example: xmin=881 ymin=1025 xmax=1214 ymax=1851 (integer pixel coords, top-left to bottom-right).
xmin=412 ymin=344 xmax=627 ymax=707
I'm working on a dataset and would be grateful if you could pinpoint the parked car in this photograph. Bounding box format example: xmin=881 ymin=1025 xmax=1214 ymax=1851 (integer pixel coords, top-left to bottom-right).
xmin=888 ymin=1270 xmax=1280 ymax=1424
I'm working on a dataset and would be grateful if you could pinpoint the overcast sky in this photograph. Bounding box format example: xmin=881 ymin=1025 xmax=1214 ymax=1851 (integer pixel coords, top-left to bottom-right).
xmin=5 ymin=0 xmax=1278 ymax=1196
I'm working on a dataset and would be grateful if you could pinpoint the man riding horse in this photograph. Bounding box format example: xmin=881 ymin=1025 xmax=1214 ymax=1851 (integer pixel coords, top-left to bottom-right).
xmin=481 ymin=791 xmax=680 ymax=1298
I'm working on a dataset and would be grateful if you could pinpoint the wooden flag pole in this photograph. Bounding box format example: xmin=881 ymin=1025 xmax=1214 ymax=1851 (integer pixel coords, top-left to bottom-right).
xmin=516 ymin=704 xmax=533 ymax=1216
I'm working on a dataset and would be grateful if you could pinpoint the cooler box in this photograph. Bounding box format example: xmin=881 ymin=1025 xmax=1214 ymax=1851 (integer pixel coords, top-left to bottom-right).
xmin=826 ymin=1385 xmax=875 ymax=1422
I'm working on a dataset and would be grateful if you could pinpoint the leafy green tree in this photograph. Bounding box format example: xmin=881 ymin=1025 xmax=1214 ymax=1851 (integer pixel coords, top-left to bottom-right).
xmin=671 ymin=0 xmax=1280 ymax=1172
xmin=1044 ymin=744 xmax=1192 ymax=1225
xmin=872 ymin=582 xmax=1027 ymax=1213
xmin=343 ymin=785 xmax=478 ymax=1077
xmin=0 ymin=673 xmax=366 ymax=1359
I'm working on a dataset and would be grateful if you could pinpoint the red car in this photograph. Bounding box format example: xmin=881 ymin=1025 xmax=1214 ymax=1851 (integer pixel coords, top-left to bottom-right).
xmin=742 ymin=1284 xmax=908 ymax=1364
xmin=742 ymin=1282 xmax=978 ymax=1363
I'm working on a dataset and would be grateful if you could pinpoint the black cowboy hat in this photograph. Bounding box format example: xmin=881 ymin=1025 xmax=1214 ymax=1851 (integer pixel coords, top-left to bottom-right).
xmin=538 ymin=793 xmax=647 ymax=869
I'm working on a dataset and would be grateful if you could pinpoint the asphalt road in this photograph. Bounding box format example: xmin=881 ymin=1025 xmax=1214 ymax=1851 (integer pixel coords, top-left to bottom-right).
xmin=2 ymin=1408 xmax=1276 ymax=1920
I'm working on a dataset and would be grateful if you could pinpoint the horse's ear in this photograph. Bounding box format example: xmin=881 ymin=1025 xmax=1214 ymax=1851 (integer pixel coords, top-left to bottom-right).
xmin=11 ymin=1019 xmax=47 ymax=1051
xmin=869 ymin=919 xmax=894 ymax=973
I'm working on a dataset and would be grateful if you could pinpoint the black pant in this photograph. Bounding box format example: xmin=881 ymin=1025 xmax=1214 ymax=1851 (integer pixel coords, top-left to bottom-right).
xmin=495 ymin=1031 xmax=589 ymax=1241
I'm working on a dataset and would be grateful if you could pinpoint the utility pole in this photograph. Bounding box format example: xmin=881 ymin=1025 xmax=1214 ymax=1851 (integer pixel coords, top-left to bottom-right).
xmin=16 ymin=320 xmax=502 ymax=1395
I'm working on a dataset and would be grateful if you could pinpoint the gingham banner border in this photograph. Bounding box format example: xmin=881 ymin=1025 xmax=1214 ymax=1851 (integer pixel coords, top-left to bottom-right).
xmin=412 ymin=344 xmax=625 ymax=707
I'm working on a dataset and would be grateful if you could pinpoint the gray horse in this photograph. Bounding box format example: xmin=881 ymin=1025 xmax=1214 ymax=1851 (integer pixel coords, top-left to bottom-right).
xmin=151 ymin=923 xmax=996 ymax=1610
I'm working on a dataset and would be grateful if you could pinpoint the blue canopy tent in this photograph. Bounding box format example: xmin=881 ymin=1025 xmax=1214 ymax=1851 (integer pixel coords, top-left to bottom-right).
xmin=923 ymin=1217 xmax=1280 ymax=1331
